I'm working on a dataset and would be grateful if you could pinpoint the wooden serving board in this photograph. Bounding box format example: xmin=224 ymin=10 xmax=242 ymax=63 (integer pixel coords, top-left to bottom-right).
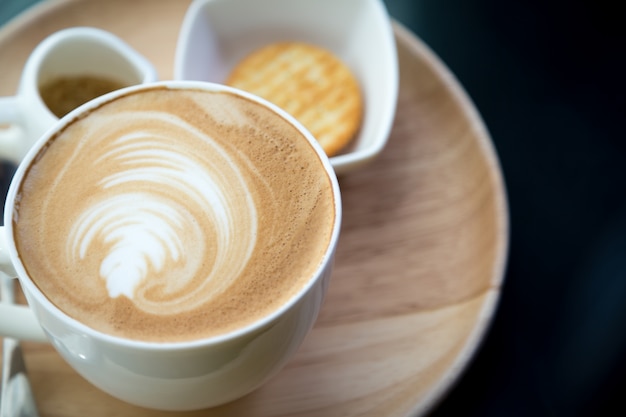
xmin=0 ymin=1 xmax=509 ymax=416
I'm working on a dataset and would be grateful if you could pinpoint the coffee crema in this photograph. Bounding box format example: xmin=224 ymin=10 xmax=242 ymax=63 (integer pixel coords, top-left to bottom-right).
xmin=14 ymin=87 xmax=336 ymax=342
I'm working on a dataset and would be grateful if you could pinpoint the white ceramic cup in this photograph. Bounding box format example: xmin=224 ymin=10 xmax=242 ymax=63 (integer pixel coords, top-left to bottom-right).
xmin=0 ymin=26 xmax=157 ymax=163
xmin=0 ymin=81 xmax=341 ymax=411
xmin=174 ymin=0 xmax=399 ymax=175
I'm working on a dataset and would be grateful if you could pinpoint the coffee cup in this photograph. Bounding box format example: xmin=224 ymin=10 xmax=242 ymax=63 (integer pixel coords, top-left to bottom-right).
xmin=0 ymin=26 xmax=157 ymax=163
xmin=0 ymin=80 xmax=341 ymax=410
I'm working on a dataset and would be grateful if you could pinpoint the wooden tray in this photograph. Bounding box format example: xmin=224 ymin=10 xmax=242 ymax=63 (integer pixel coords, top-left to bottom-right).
xmin=0 ymin=1 xmax=509 ymax=416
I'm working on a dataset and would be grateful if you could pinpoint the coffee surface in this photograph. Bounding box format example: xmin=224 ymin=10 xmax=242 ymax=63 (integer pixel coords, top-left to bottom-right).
xmin=39 ymin=75 xmax=127 ymax=118
xmin=14 ymin=87 xmax=335 ymax=342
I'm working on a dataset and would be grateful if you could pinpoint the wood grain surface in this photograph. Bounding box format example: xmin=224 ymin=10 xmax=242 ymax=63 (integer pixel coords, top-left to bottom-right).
xmin=0 ymin=1 xmax=509 ymax=416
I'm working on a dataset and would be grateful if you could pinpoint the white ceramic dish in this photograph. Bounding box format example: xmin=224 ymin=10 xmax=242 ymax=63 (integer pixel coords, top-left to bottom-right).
xmin=174 ymin=0 xmax=399 ymax=175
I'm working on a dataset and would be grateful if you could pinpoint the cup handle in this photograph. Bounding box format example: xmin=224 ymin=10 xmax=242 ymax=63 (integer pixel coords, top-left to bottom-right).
xmin=0 ymin=226 xmax=48 ymax=342
xmin=0 ymin=96 xmax=25 ymax=162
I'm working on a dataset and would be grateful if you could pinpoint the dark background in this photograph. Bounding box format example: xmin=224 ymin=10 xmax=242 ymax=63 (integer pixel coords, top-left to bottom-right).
xmin=2 ymin=1 xmax=625 ymax=416
xmin=381 ymin=1 xmax=626 ymax=416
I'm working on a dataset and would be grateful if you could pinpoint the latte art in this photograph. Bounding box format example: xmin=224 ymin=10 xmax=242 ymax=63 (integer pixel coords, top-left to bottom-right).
xmin=14 ymin=87 xmax=335 ymax=342
xmin=66 ymin=112 xmax=257 ymax=314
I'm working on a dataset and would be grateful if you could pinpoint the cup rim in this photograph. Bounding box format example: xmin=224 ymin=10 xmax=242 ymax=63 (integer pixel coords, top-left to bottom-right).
xmin=4 ymin=80 xmax=342 ymax=350
xmin=30 ymin=26 xmax=158 ymax=85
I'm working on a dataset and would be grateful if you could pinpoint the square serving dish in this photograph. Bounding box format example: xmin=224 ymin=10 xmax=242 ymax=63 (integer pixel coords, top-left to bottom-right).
xmin=174 ymin=0 xmax=398 ymax=175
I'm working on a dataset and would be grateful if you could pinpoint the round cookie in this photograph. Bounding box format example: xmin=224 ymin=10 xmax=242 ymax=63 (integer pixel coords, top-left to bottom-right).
xmin=226 ymin=42 xmax=363 ymax=157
